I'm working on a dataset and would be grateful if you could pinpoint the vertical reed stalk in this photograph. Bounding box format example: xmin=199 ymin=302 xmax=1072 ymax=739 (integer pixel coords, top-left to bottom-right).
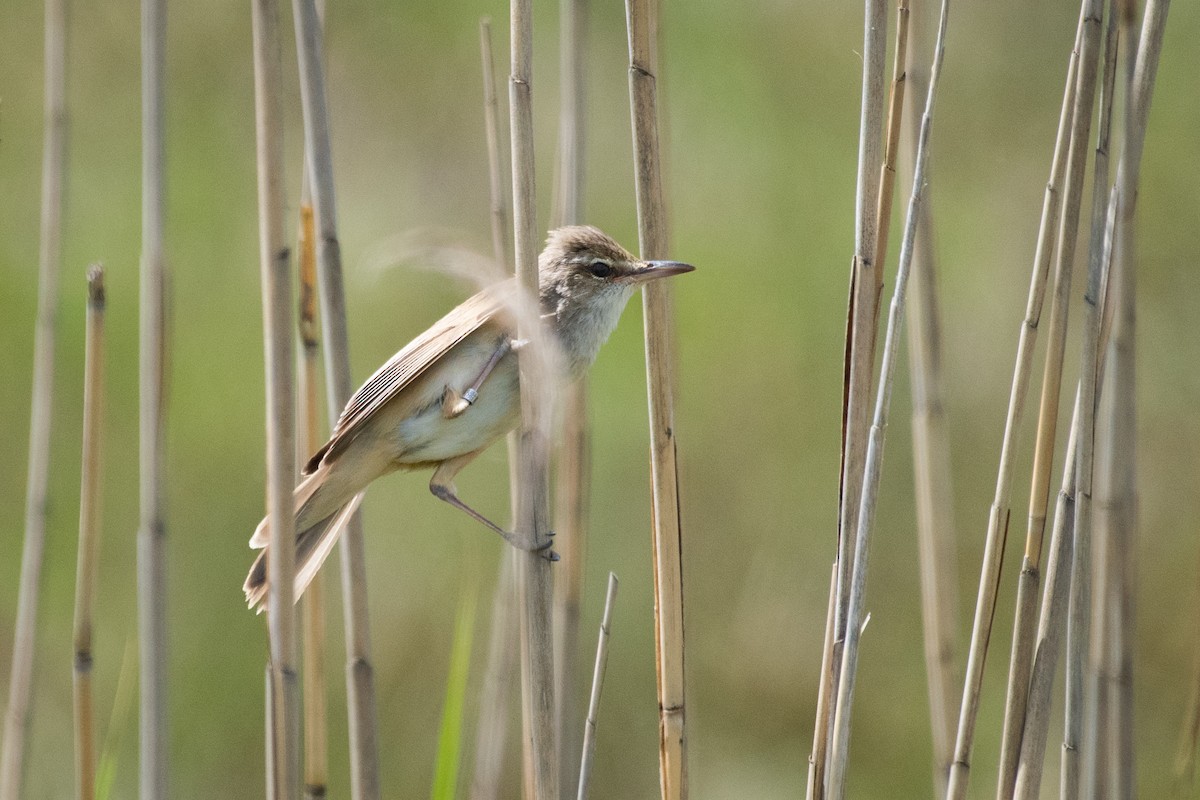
xmin=470 ymin=19 xmax=519 ymax=800
xmin=73 ymin=267 xmax=106 ymax=800
xmin=298 ymin=200 xmax=329 ymax=800
xmin=510 ymin=1 xmax=559 ymax=797
xmin=296 ymin=6 xmax=328 ymax=799
xmin=0 ymin=0 xmax=67 ymax=795
xmin=805 ymin=564 xmax=838 ymax=800
xmin=900 ymin=2 xmax=959 ymax=791
xmin=1088 ymin=2 xmax=1169 ymax=796
xmin=995 ymin=3 xmax=1104 ymax=797
xmin=1011 ymin=397 xmax=1080 ymax=800
xmin=624 ymin=1 xmax=688 ymax=796
xmin=253 ymin=0 xmax=300 ymax=793
xmin=1062 ymin=6 xmax=1118 ymax=796
xmin=576 ymin=573 xmax=618 ymax=800
xmin=553 ymin=0 xmax=590 ymax=793
xmin=945 ymin=10 xmax=1086 ymax=797
xmin=825 ymin=2 xmax=950 ymax=796
xmin=873 ymin=0 xmax=908 ymax=273
xmin=830 ymin=0 xmax=888 ymax=734
xmin=138 ymin=0 xmax=170 ymax=795
xmin=292 ymin=0 xmax=383 ymax=794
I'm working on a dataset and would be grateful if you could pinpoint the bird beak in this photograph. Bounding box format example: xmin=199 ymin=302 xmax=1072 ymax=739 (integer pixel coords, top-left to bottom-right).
xmin=626 ymin=260 xmax=696 ymax=283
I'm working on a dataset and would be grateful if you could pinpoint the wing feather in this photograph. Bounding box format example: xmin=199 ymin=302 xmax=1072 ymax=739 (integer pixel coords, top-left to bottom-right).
xmin=305 ymin=281 xmax=516 ymax=473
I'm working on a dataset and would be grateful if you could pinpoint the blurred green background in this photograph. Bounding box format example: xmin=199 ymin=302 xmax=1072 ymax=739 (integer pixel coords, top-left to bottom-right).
xmin=2 ymin=0 xmax=1199 ymax=797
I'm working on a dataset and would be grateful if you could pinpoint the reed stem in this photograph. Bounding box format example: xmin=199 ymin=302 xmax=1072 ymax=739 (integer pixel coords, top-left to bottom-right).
xmin=0 ymin=0 xmax=68 ymax=794
xmin=576 ymin=574 xmax=618 ymax=800
xmin=291 ymin=0 xmax=382 ymax=795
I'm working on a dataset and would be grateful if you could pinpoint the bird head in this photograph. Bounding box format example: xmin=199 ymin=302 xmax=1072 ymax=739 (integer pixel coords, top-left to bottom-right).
xmin=537 ymin=225 xmax=694 ymax=377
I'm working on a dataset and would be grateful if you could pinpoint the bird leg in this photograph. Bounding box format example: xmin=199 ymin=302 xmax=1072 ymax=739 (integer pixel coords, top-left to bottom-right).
xmin=429 ymin=452 xmax=557 ymax=559
xmin=442 ymin=335 xmax=518 ymax=419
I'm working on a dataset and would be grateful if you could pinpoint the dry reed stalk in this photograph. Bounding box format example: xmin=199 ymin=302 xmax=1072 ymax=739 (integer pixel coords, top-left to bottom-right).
xmin=295 ymin=7 xmax=328 ymax=799
xmin=994 ymin=4 xmax=1104 ymax=797
xmin=552 ymin=2 xmax=590 ymax=792
xmin=298 ymin=200 xmax=329 ymax=800
xmin=1011 ymin=396 xmax=1081 ymax=800
xmin=509 ymin=1 xmax=559 ymax=797
xmin=1086 ymin=3 xmax=1169 ymax=796
xmin=469 ymin=19 xmax=520 ymax=800
xmin=944 ymin=11 xmax=1086 ymax=798
xmin=291 ymin=0 xmax=382 ymax=794
xmin=138 ymin=0 xmax=171 ymax=795
xmin=805 ymin=564 xmax=838 ymax=800
xmin=825 ymin=3 xmax=950 ymax=797
xmin=72 ymin=267 xmax=106 ymax=800
xmin=0 ymin=0 xmax=67 ymax=795
xmin=1061 ymin=7 xmax=1118 ymax=796
xmin=624 ymin=1 xmax=689 ymax=796
xmin=576 ymin=573 xmax=618 ymax=800
xmin=899 ymin=3 xmax=959 ymax=791
xmin=252 ymin=0 xmax=300 ymax=793
xmin=830 ymin=0 xmax=888 ymax=727
xmin=872 ymin=0 xmax=909 ymax=273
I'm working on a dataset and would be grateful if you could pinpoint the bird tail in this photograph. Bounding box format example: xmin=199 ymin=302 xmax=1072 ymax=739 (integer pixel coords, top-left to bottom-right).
xmin=244 ymin=462 xmax=366 ymax=612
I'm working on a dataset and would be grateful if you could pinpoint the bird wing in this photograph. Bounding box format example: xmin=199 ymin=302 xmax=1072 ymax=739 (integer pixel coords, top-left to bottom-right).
xmin=304 ymin=280 xmax=518 ymax=474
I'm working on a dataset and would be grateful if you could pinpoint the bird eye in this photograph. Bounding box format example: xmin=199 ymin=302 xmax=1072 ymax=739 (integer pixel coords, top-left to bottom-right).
xmin=587 ymin=260 xmax=614 ymax=278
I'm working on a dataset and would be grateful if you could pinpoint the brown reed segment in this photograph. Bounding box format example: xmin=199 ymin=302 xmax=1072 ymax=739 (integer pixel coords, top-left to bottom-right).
xmin=298 ymin=199 xmax=330 ymax=800
xmin=945 ymin=9 xmax=1087 ymax=797
xmin=552 ymin=0 xmax=590 ymax=792
xmin=576 ymin=573 xmax=618 ymax=800
xmin=0 ymin=0 xmax=68 ymax=795
xmin=1062 ymin=4 xmax=1118 ymax=796
xmin=469 ymin=19 xmax=519 ymax=800
xmin=509 ymin=0 xmax=560 ymax=797
xmin=137 ymin=0 xmax=171 ymax=794
xmin=291 ymin=0 xmax=382 ymax=795
xmin=72 ymin=267 xmax=106 ymax=800
xmin=252 ymin=0 xmax=300 ymax=793
xmin=624 ymin=1 xmax=689 ymax=796
xmin=825 ymin=2 xmax=950 ymax=796
xmin=899 ymin=2 xmax=959 ymax=791
xmin=994 ymin=2 xmax=1105 ymax=796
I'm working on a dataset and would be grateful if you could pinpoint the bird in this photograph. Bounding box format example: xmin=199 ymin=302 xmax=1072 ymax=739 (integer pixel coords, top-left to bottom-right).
xmin=244 ymin=225 xmax=694 ymax=611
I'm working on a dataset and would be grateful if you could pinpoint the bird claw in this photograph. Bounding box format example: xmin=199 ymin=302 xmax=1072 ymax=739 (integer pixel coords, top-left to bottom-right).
xmin=541 ymin=548 xmax=560 ymax=563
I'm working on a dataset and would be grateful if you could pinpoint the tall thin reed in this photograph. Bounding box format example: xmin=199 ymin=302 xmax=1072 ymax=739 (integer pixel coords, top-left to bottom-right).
xmin=291 ymin=0 xmax=382 ymax=795
xmin=900 ymin=2 xmax=959 ymax=791
xmin=1091 ymin=2 xmax=1169 ymax=795
xmin=872 ymin=0 xmax=908 ymax=273
xmin=825 ymin=1 xmax=950 ymax=797
xmin=0 ymin=0 xmax=67 ymax=795
xmin=945 ymin=10 xmax=1086 ymax=797
xmin=995 ymin=3 xmax=1104 ymax=797
xmin=553 ymin=0 xmax=590 ymax=793
xmin=138 ymin=0 xmax=170 ymax=794
xmin=624 ymin=1 xmax=689 ymax=796
xmin=252 ymin=0 xmax=300 ymax=794
xmin=298 ymin=201 xmax=329 ymax=800
xmin=295 ymin=6 xmax=328 ymax=799
xmin=815 ymin=3 xmax=888 ymax=792
xmin=1062 ymin=5 xmax=1118 ymax=795
xmin=509 ymin=1 xmax=559 ymax=797
xmin=576 ymin=573 xmax=618 ymax=800
xmin=469 ymin=19 xmax=519 ymax=800
xmin=1011 ymin=397 xmax=1081 ymax=800
xmin=830 ymin=0 xmax=888 ymax=737
xmin=805 ymin=565 xmax=838 ymax=800
xmin=73 ymin=266 xmax=106 ymax=800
